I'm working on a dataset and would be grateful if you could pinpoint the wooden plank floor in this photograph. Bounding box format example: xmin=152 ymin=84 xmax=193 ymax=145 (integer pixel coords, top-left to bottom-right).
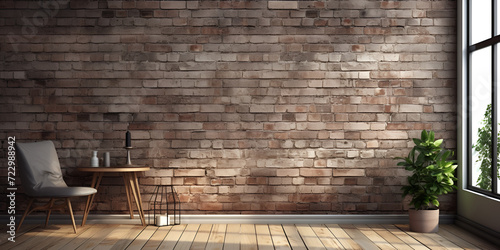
xmin=1 ymin=223 xmax=497 ymax=250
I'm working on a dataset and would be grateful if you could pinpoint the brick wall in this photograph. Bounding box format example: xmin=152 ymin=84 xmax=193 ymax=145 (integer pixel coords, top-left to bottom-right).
xmin=0 ymin=0 xmax=457 ymax=215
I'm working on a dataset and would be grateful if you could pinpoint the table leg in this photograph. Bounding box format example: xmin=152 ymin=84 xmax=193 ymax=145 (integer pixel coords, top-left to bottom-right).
xmin=82 ymin=172 xmax=103 ymax=226
xmin=125 ymin=172 xmax=146 ymax=226
xmin=132 ymin=172 xmax=146 ymax=225
xmin=123 ymin=173 xmax=135 ymax=219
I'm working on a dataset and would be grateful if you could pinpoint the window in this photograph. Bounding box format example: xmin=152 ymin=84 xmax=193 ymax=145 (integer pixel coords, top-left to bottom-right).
xmin=467 ymin=0 xmax=500 ymax=196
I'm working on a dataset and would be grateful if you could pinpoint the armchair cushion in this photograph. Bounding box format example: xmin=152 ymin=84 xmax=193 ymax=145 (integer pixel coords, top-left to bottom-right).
xmin=31 ymin=186 xmax=97 ymax=198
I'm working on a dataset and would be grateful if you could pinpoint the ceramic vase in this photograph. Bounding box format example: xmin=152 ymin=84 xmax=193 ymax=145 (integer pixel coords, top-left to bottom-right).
xmin=91 ymin=151 xmax=99 ymax=167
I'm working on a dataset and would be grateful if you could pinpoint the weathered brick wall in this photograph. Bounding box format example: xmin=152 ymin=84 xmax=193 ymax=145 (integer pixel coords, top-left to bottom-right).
xmin=0 ymin=0 xmax=457 ymax=214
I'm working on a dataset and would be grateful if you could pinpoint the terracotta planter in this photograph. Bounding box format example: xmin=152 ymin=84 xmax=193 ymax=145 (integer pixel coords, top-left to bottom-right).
xmin=409 ymin=208 xmax=439 ymax=233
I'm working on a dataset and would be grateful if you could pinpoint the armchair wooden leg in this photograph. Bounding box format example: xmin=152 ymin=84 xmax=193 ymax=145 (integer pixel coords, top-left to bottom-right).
xmin=45 ymin=198 xmax=55 ymax=227
xmin=65 ymin=198 xmax=77 ymax=234
xmin=17 ymin=198 xmax=34 ymax=232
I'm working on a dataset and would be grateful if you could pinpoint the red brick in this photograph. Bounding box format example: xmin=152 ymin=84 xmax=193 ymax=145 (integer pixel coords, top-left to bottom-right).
xmin=136 ymin=1 xmax=159 ymax=9
xmin=334 ymin=169 xmax=365 ymax=177
xmin=174 ymin=169 xmax=205 ymax=177
xmin=268 ymin=1 xmax=298 ymax=9
xmin=300 ymin=168 xmax=332 ymax=177
xmin=276 ymin=203 xmax=297 ymax=211
xmin=200 ymin=203 xmax=223 ymax=211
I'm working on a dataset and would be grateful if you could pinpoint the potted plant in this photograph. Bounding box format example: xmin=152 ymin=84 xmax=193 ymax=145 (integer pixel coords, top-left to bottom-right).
xmin=396 ymin=130 xmax=457 ymax=233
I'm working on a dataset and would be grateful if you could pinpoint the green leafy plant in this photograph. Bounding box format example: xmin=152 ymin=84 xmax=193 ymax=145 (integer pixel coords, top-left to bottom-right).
xmin=472 ymin=104 xmax=500 ymax=190
xmin=396 ymin=130 xmax=457 ymax=210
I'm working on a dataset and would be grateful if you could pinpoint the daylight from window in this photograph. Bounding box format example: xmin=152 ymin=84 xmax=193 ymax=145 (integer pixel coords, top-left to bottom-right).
xmin=470 ymin=48 xmax=492 ymax=190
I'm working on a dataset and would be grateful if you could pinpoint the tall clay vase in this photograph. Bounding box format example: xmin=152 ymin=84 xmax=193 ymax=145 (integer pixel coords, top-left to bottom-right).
xmin=409 ymin=209 xmax=439 ymax=233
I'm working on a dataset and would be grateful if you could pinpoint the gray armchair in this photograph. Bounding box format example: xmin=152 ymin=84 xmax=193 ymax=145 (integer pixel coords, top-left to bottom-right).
xmin=16 ymin=141 xmax=97 ymax=233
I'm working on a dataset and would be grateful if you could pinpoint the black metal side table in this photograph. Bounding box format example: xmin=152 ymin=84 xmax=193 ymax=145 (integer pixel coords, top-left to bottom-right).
xmin=147 ymin=184 xmax=181 ymax=226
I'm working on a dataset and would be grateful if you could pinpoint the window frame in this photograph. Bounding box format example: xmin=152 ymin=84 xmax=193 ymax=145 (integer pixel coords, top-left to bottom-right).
xmin=467 ymin=0 xmax=500 ymax=198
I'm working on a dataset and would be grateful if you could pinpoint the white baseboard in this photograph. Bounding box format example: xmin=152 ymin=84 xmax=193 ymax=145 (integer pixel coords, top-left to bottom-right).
xmin=177 ymin=214 xmax=456 ymax=225
xmin=5 ymin=213 xmax=456 ymax=225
